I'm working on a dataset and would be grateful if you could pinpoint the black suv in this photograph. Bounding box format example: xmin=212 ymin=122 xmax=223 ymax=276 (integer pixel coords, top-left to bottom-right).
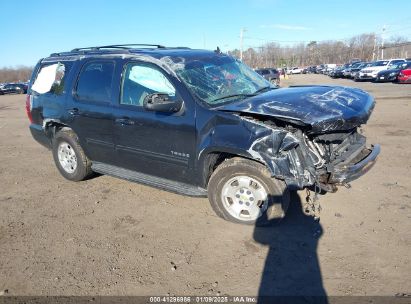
xmin=255 ymin=68 xmax=280 ymax=86
xmin=27 ymin=44 xmax=380 ymax=225
xmin=0 ymin=83 xmax=28 ymax=95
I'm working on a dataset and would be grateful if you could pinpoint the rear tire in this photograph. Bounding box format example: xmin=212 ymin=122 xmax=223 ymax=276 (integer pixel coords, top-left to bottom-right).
xmin=207 ymin=157 xmax=290 ymax=226
xmin=52 ymin=130 xmax=92 ymax=181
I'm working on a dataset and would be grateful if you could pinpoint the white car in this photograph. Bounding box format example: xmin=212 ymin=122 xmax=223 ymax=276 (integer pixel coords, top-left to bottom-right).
xmin=358 ymin=59 xmax=405 ymax=80
xmin=287 ymin=67 xmax=303 ymax=74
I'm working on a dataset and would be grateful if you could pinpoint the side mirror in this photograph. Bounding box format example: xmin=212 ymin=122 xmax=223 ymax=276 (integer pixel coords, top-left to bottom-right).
xmin=143 ymin=93 xmax=182 ymax=113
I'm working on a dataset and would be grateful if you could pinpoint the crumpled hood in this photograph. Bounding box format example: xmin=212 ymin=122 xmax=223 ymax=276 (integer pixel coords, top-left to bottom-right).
xmin=216 ymin=86 xmax=375 ymax=133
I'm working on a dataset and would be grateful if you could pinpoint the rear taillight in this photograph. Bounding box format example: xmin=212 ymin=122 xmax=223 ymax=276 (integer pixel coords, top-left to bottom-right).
xmin=25 ymin=94 xmax=33 ymax=123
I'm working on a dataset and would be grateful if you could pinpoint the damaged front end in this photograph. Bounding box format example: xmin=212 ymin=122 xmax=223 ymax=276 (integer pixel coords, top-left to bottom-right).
xmin=307 ymin=130 xmax=380 ymax=190
xmin=239 ymin=114 xmax=379 ymax=193
xmin=216 ymin=85 xmax=380 ymax=192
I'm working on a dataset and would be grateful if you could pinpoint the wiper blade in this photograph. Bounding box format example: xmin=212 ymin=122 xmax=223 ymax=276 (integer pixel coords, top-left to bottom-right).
xmin=211 ymin=93 xmax=255 ymax=103
xmin=211 ymin=86 xmax=276 ymax=103
xmin=253 ymin=86 xmax=275 ymax=95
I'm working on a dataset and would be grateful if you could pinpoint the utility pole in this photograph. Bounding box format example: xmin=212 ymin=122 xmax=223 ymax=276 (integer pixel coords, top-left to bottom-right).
xmin=381 ymin=25 xmax=386 ymax=60
xmin=240 ymin=28 xmax=247 ymax=61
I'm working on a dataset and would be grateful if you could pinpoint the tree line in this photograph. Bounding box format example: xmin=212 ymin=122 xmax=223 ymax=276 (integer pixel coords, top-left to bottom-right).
xmin=228 ymin=33 xmax=411 ymax=68
xmin=1 ymin=32 xmax=410 ymax=82
xmin=0 ymin=66 xmax=33 ymax=83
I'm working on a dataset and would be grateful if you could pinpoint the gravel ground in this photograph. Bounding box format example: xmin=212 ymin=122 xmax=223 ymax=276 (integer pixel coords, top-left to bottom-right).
xmin=0 ymin=74 xmax=410 ymax=297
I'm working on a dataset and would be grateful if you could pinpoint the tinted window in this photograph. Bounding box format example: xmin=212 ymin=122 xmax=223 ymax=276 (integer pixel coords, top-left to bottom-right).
xmin=373 ymin=61 xmax=389 ymax=66
xmin=390 ymin=60 xmax=404 ymax=65
xmin=76 ymin=61 xmax=115 ymax=102
xmin=121 ymin=63 xmax=176 ymax=107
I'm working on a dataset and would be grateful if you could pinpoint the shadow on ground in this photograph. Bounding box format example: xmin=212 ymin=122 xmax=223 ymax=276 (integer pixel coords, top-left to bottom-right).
xmin=254 ymin=191 xmax=327 ymax=303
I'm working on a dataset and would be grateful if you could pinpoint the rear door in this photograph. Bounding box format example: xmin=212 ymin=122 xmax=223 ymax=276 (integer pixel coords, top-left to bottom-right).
xmin=66 ymin=59 xmax=120 ymax=164
xmin=112 ymin=60 xmax=197 ymax=184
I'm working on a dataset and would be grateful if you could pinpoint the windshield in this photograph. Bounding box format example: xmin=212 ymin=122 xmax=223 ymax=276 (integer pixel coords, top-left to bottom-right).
xmin=175 ymin=56 xmax=271 ymax=105
xmin=388 ymin=63 xmax=402 ymax=69
xmin=351 ymin=62 xmax=362 ymax=68
xmin=373 ymin=60 xmax=389 ymax=67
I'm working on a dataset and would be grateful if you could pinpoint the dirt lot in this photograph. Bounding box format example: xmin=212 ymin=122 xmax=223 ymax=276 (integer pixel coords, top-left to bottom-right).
xmin=0 ymin=74 xmax=410 ymax=297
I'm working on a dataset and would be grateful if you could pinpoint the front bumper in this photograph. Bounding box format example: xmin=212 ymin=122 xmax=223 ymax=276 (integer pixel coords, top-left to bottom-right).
xmin=358 ymin=72 xmax=377 ymax=80
xmin=328 ymin=144 xmax=380 ymax=183
xmin=376 ymin=74 xmax=397 ymax=82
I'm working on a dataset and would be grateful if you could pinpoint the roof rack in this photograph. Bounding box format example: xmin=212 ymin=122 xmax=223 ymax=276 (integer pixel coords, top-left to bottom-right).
xmin=71 ymin=44 xmax=166 ymax=52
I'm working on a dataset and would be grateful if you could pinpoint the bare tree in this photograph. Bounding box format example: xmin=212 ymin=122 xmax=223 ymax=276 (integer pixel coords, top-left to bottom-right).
xmin=228 ymin=32 xmax=410 ymax=68
xmin=0 ymin=66 xmax=33 ymax=83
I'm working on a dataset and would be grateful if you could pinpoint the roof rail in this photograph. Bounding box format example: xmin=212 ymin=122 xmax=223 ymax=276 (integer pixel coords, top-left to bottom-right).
xmin=71 ymin=44 xmax=166 ymax=51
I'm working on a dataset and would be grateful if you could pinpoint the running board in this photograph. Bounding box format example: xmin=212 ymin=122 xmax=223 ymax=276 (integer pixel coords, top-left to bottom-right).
xmin=91 ymin=162 xmax=207 ymax=197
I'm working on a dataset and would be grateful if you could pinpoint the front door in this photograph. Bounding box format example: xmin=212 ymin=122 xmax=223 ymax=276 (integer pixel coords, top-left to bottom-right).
xmin=112 ymin=60 xmax=196 ymax=184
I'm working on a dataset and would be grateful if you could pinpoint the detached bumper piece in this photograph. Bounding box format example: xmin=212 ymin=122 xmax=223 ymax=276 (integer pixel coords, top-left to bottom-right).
xmin=329 ymin=144 xmax=380 ymax=184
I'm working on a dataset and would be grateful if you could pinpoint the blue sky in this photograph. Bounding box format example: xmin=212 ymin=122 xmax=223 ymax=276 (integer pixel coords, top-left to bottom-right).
xmin=1 ymin=0 xmax=410 ymax=67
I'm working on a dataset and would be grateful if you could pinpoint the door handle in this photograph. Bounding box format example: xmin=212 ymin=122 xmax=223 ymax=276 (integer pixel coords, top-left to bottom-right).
xmin=68 ymin=108 xmax=79 ymax=116
xmin=115 ymin=117 xmax=135 ymax=126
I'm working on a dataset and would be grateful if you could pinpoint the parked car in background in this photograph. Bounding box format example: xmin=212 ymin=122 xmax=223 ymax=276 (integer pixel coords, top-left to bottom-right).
xmin=352 ymin=62 xmax=373 ymax=80
xmin=14 ymin=83 xmax=28 ymax=93
xmin=375 ymin=61 xmax=411 ymax=82
xmin=287 ymin=67 xmax=303 ymax=74
xmin=343 ymin=62 xmax=363 ymax=78
xmin=358 ymin=59 xmax=405 ymax=81
xmin=329 ymin=66 xmax=345 ymax=78
xmin=398 ymin=64 xmax=411 ymax=83
xmin=306 ymin=66 xmax=317 ymax=73
xmin=325 ymin=64 xmax=337 ymax=75
xmin=255 ymin=68 xmax=280 ymax=86
xmin=315 ymin=65 xmax=325 ymax=74
xmin=0 ymin=83 xmax=27 ymax=95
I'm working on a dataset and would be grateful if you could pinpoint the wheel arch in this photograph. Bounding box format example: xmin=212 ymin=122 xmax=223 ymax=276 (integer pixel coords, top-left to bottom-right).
xmin=197 ymin=147 xmax=268 ymax=188
xmin=43 ymin=119 xmax=73 ymax=139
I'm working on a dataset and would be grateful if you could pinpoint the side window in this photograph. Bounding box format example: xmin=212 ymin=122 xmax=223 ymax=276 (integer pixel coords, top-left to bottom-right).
xmin=121 ymin=63 xmax=176 ymax=106
xmin=31 ymin=62 xmax=69 ymax=95
xmin=76 ymin=61 xmax=115 ymax=103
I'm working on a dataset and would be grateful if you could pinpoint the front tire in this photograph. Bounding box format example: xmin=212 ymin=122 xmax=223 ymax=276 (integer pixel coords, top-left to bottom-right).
xmin=207 ymin=157 xmax=289 ymax=226
xmin=52 ymin=130 xmax=92 ymax=181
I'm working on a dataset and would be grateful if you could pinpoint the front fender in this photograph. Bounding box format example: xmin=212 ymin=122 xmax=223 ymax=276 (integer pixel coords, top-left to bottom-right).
xmin=196 ymin=112 xmax=313 ymax=189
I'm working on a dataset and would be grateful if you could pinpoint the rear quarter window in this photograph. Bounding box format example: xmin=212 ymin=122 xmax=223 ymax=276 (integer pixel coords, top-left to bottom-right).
xmin=31 ymin=62 xmax=71 ymax=95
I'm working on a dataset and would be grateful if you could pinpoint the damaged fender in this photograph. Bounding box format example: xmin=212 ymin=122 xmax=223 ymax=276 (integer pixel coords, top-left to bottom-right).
xmin=197 ymin=112 xmax=314 ymax=189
